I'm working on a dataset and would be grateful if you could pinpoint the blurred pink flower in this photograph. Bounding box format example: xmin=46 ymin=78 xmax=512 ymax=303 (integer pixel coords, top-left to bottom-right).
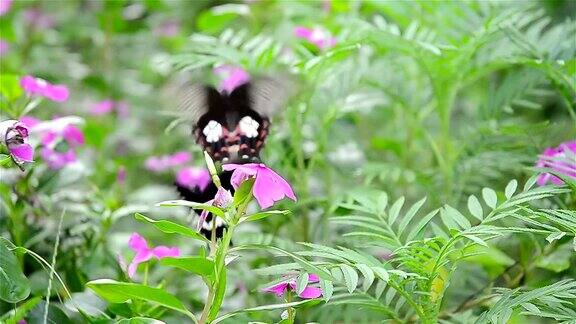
xmin=144 ymin=151 xmax=192 ymax=173
xmin=90 ymin=100 xmax=129 ymax=117
xmin=19 ymin=116 xmax=41 ymax=128
xmin=176 ymin=166 xmax=211 ymax=192
xmin=294 ymin=26 xmax=336 ymax=50
xmin=117 ymin=165 xmax=126 ymax=184
xmin=0 ymin=120 xmax=35 ymax=163
xmin=127 ymin=232 xmax=180 ymax=278
xmin=40 ymin=124 xmax=84 ymax=169
xmin=222 ymin=163 xmax=296 ymax=209
xmin=23 ymin=8 xmax=55 ymax=29
xmin=536 ymin=141 xmax=576 ymax=186
xmin=20 ymin=75 xmax=69 ymax=102
xmin=0 ymin=39 xmax=9 ymax=56
xmin=0 ymin=0 xmax=12 ymax=16
xmin=262 ymin=274 xmax=322 ymax=299
xmin=154 ymin=20 xmax=180 ymax=38
xmin=214 ymin=65 xmax=249 ymax=94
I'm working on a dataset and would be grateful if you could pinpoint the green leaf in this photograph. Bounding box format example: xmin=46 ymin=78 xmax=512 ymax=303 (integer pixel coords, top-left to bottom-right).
xmin=505 ymin=180 xmax=518 ymax=199
xmin=397 ymin=197 xmax=427 ymax=237
xmin=355 ymin=264 xmax=375 ymax=291
xmin=160 ymin=256 xmax=214 ymax=280
xmin=320 ymin=278 xmax=333 ymax=302
xmin=371 ymin=267 xmax=389 ymax=282
xmin=296 ymin=272 xmax=309 ymax=295
xmin=87 ymin=279 xmax=195 ymax=319
xmin=467 ymin=195 xmax=483 ymax=221
xmin=387 ymin=197 xmax=405 ymax=225
xmin=0 ymin=239 xmax=30 ymax=303
xmin=545 ymin=232 xmax=566 ymax=243
xmin=0 ymin=74 xmax=23 ymax=101
xmin=134 ymin=213 xmax=208 ymax=242
xmin=2 ymin=296 xmax=41 ymax=324
xmin=340 ymin=264 xmax=358 ymax=293
xmin=406 ymin=208 xmax=440 ymax=241
xmin=443 ymin=205 xmax=471 ymax=229
xmin=482 ymin=188 xmax=498 ymax=209
xmin=462 ymin=234 xmax=488 ymax=247
xmin=239 ymin=210 xmax=290 ymax=223
xmin=233 ymin=178 xmax=254 ymax=207
xmin=208 ymin=267 xmax=227 ymax=321
xmin=155 ymin=200 xmax=225 ymax=217
xmin=197 ymin=4 xmax=249 ymax=34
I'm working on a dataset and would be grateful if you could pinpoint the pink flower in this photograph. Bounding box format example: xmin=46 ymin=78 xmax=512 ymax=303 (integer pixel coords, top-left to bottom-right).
xmin=127 ymin=233 xmax=180 ymax=279
xmin=0 ymin=39 xmax=9 ymax=56
xmin=175 ymin=166 xmax=211 ymax=192
xmin=0 ymin=120 xmax=35 ymax=163
xmin=19 ymin=116 xmax=41 ymax=128
xmin=144 ymin=151 xmax=192 ymax=173
xmin=154 ymin=20 xmax=180 ymax=38
xmin=222 ymin=163 xmax=296 ymax=209
xmin=90 ymin=100 xmax=129 ymax=117
xmin=23 ymin=9 xmax=55 ymax=29
xmin=0 ymin=0 xmax=12 ymax=16
xmin=262 ymin=274 xmax=322 ymax=299
xmin=213 ymin=65 xmax=250 ymax=94
xmin=20 ymin=75 xmax=69 ymax=102
xmin=294 ymin=26 xmax=336 ymax=50
xmin=40 ymin=124 xmax=84 ymax=169
xmin=536 ymin=141 xmax=576 ymax=186
xmin=117 ymin=166 xmax=126 ymax=184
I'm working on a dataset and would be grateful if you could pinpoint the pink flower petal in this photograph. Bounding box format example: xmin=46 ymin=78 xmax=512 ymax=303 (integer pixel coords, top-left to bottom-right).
xmin=128 ymin=232 xmax=149 ymax=252
xmin=308 ymin=274 xmax=320 ymax=283
xmin=169 ymin=151 xmax=191 ymax=166
xmin=151 ymin=246 xmax=180 ymax=259
xmin=214 ymin=65 xmax=250 ymax=93
xmin=176 ymin=167 xmax=211 ymax=191
xmin=62 ymin=125 xmax=84 ymax=146
xmin=223 ymin=163 xmax=257 ymax=189
xmin=0 ymin=0 xmax=12 ymax=16
xmin=19 ymin=116 xmax=40 ymax=128
xmin=298 ymin=286 xmax=322 ymax=299
xmin=197 ymin=204 xmax=212 ymax=231
xmin=9 ymin=144 xmax=34 ymax=162
xmin=262 ymin=282 xmax=289 ymax=297
xmin=127 ymin=250 xmax=153 ymax=278
xmin=45 ymin=84 xmax=69 ymax=102
xmin=90 ymin=100 xmax=114 ymax=116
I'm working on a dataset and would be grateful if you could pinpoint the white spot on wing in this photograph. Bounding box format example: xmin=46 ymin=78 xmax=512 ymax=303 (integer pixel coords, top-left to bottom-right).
xmin=203 ymin=120 xmax=222 ymax=143
xmin=202 ymin=216 xmax=225 ymax=230
xmin=239 ymin=116 xmax=259 ymax=138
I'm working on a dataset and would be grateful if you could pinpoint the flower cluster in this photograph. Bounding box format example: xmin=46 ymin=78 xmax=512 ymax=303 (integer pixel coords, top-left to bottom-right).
xmin=536 ymin=140 xmax=576 ymax=186
xmin=40 ymin=123 xmax=85 ymax=169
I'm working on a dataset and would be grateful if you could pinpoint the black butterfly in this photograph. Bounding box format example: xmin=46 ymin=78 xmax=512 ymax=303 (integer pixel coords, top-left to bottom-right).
xmin=171 ymin=76 xmax=293 ymax=239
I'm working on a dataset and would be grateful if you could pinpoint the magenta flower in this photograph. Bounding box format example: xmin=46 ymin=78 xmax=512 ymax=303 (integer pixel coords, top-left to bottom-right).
xmin=20 ymin=75 xmax=69 ymax=102
xmin=117 ymin=166 xmax=126 ymax=184
xmin=0 ymin=39 xmax=9 ymax=57
xmin=213 ymin=65 xmax=250 ymax=94
xmin=294 ymin=26 xmax=336 ymax=50
xmin=144 ymin=151 xmax=191 ymax=173
xmin=536 ymin=141 xmax=576 ymax=186
xmin=89 ymin=100 xmax=129 ymax=117
xmin=127 ymin=233 xmax=180 ymax=278
xmin=175 ymin=166 xmax=211 ymax=192
xmin=40 ymin=124 xmax=84 ymax=169
xmin=222 ymin=163 xmax=297 ymax=209
xmin=19 ymin=116 xmax=41 ymax=128
xmin=23 ymin=8 xmax=55 ymax=29
xmin=197 ymin=187 xmax=232 ymax=231
xmin=0 ymin=120 xmax=35 ymax=163
xmin=0 ymin=0 xmax=12 ymax=16
xmin=262 ymin=274 xmax=322 ymax=299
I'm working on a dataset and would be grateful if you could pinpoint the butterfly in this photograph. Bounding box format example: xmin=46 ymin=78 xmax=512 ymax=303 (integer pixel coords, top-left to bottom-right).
xmin=171 ymin=75 xmax=294 ymax=239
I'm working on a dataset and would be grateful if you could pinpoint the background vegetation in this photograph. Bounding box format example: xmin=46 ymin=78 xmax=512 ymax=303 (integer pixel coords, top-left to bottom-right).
xmin=1 ymin=0 xmax=575 ymax=323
